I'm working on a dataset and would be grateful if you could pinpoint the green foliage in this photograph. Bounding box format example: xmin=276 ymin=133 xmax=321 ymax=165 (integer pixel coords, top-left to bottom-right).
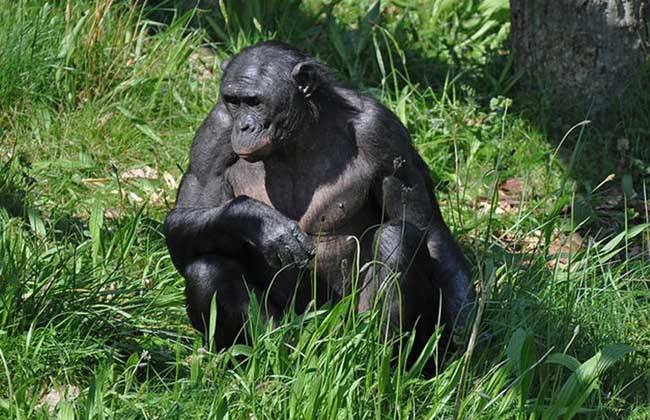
xmin=544 ymin=344 xmax=634 ymax=419
xmin=0 ymin=0 xmax=648 ymax=418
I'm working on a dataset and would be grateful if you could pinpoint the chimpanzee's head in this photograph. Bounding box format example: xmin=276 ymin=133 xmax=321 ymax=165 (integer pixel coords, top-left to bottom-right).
xmin=220 ymin=42 xmax=324 ymax=162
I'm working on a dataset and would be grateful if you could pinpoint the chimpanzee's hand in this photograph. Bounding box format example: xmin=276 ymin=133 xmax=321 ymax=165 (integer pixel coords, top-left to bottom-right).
xmin=258 ymin=218 xmax=315 ymax=269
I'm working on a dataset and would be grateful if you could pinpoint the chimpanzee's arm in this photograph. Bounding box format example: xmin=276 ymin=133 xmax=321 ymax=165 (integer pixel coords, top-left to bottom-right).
xmin=356 ymin=99 xmax=475 ymax=325
xmin=165 ymin=103 xmax=314 ymax=273
xmin=374 ymin=155 xmax=474 ymax=325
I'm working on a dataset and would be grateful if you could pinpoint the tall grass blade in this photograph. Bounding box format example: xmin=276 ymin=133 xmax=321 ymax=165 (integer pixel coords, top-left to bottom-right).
xmin=544 ymin=344 xmax=634 ymax=419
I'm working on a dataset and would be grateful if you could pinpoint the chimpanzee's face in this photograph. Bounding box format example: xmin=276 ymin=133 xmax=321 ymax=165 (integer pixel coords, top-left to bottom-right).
xmin=220 ymin=50 xmax=310 ymax=162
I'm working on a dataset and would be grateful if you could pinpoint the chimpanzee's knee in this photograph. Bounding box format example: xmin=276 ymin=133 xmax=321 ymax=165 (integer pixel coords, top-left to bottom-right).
xmin=360 ymin=222 xmax=442 ymax=369
xmin=367 ymin=221 xmax=428 ymax=270
xmin=183 ymin=255 xmax=258 ymax=347
xmin=359 ymin=222 xmax=431 ymax=317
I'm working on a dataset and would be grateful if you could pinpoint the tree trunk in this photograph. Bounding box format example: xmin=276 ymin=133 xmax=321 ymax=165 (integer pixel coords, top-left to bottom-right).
xmin=510 ymin=0 xmax=649 ymax=122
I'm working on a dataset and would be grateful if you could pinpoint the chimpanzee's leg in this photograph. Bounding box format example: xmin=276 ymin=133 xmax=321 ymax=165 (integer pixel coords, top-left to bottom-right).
xmin=183 ymin=255 xmax=281 ymax=349
xmin=358 ymin=222 xmax=442 ymax=363
xmin=426 ymin=224 xmax=474 ymax=330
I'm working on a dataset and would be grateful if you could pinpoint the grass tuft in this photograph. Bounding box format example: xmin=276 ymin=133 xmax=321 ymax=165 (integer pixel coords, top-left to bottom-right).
xmin=0 ymin=0 xmax=648 ymax=418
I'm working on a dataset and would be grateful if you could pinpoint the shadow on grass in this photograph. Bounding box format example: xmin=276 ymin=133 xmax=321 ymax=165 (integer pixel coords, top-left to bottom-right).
xmin=148 ymin=0 xmax=650 ymax=197
xmin=140 ymin=0 xmax=510 ymax=98
xmin=475 ymin=239 xmax=649 ymax=404
xmin=510 ymin=65 xmax=650 ymax=240
xmin=0 ymin=156 xmax=32 ymax=218
xmin=515 ymin=64 xmax=650 ymax=188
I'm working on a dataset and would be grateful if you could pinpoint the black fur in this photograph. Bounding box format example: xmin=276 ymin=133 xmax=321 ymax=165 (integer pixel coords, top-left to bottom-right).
xmin=165 ymin=41 xmax=475 ymax=360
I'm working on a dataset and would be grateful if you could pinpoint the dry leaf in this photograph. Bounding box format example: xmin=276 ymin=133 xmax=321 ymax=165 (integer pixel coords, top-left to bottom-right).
xmin=99 ymin=282 xmax=117 ymax=302
xmin=82 ymin=177 xmax=111 ymax=185
xmin=500 ymin=178 xmax=524 ymax=195
xmin=149 ymin=189 xmax=166 ymax=206
xmin=37 ymin=385 xmax=79 ymax=414
xmin=547 ymin=232 xmax=583 ymax=269
xmin=121 ymin=166 xmax=158 ymax=181
xmin=189 ymin=47 xmax=216 ymax=83
xmin=0 ymin=149 xmax=13 ymax=161
xmin=162 ymin=171 xmax=178 ymax=190
xmin=127 ymin=191 xmax=143 ymax=203
xmin=103 ymin=208 xmax=122 ymax=219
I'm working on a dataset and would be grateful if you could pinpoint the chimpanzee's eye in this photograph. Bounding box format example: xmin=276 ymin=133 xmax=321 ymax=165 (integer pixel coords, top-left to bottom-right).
xmin=223 ymin=95 xmax=239 ymax=105
xmin=242 ymin=96 xmax=261 ymax=107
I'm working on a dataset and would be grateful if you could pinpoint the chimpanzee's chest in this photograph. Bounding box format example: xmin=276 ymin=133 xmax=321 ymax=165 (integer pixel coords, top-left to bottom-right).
xmin=225 ymin=157 xmax=380 ymax=237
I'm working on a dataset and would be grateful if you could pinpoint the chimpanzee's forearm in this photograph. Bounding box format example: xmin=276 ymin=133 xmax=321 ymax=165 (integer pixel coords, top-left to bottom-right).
xmin=164 ymin=196 xmax=282 ymax=270
xmin=426 ymin=225 xmax=474 ymax=325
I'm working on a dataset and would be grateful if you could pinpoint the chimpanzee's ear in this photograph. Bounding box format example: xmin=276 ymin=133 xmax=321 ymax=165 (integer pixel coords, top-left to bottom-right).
xmin=291 ymin=61 xmax=319 ymax=98
xmin=220 ymin=58 xmax=231 ymax=72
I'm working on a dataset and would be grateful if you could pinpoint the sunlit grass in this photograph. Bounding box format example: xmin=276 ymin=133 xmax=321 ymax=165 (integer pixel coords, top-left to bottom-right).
xmin=0 ymin=1 xmax=648 ymax=418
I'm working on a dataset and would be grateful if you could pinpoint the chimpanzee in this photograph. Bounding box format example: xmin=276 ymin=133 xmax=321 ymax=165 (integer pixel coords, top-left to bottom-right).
xmin=165 ymin=41 xmax=474 ymax=355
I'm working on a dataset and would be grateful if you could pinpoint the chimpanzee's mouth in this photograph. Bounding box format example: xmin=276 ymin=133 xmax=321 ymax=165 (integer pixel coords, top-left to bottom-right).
xmin=236 ymin=141 xmax=273 ymax=162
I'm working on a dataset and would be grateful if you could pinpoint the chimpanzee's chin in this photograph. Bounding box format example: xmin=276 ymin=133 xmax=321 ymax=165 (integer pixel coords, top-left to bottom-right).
xmin=236 ymin=145 xmax=273 ymax=162
xmin=234 ymin=137 xmax=274 ymax=162
xmin=239 ymin=153 xmax=263 ymax=162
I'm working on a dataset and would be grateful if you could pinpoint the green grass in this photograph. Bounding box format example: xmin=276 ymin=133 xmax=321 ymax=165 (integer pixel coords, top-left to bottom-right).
xmin=1 ymin=0 xmax=648 ymax=418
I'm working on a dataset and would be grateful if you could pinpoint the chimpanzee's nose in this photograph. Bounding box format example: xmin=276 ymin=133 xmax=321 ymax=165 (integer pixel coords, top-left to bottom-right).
xmin=238 ymin=115 xmax=255 ymax=132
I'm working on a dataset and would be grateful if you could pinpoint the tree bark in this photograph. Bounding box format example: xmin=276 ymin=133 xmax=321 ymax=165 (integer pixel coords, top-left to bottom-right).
xmin=511 ymin=0 xmax=649 ymax=121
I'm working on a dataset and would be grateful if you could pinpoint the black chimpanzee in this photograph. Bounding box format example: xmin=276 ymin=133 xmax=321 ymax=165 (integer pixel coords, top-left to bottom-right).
xmin=165 ymin=41 xmax=474 ymax=355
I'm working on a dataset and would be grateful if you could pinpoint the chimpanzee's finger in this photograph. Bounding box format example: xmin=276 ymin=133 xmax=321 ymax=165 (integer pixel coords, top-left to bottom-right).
xmin=276 ymin=244 xmax=294 ymax=268
xmin=296 ymin=232 xmax=315 ymax=259
xmin=288 ymin=222 xmax=315 ymax=259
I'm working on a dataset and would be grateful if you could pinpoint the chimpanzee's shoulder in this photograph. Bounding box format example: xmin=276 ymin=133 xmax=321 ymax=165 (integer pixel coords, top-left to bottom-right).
xmin=338 ymin=89 xmax=414 ymax=167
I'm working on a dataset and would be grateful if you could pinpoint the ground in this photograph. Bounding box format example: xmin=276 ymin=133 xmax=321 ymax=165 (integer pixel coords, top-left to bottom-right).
xmin=0 ymin=1 xmax=648 ymax=418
